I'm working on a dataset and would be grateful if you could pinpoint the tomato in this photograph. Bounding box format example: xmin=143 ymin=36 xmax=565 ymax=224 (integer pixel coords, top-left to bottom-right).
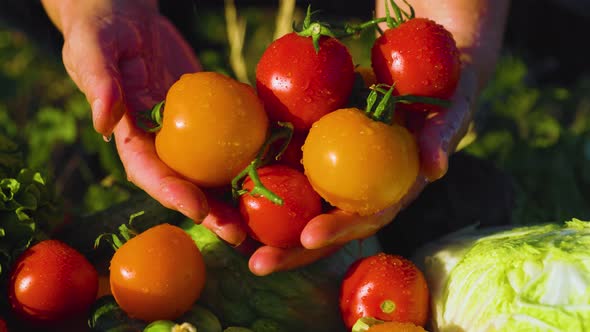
xmin=109 ymin=223 xmax=206 ymax=321
xmin=371 ymin=18 xmax=460 ymax=109
xmin=8 ymin=240 xmax=98 ymax=323
xmin=239 ymin=165 xmax=323 ymax=248
xmin=0 ymin=317 xmax=7 ymax=332
xmin=366 ymin=321 xmax=427 ymax=332
xmin=256 ymin=32 xmax=355 ymax=131
xmin=302 ymin=108 xmax=419 ymax=216
xmin=339 ymin=253 xmax=429 ymax=330
xmin=155 ymin=72 xmax=269 ymax=187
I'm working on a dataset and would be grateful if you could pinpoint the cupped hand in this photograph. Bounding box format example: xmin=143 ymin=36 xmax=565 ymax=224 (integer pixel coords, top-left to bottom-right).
xmin=60 ymin=3 xmax=209 ymax=221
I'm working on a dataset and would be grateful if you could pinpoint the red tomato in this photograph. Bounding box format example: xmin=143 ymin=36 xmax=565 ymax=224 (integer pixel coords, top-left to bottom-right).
xmin=339 ymin=253 xmax=429 ymax=330
xmin=256 ymin=33 xmax=355 ymax=130
xmin=8 ymin=240 xmax=98 ymax=323
xmin=371 ymin=18 xmax=460 ymax=109
xmin=239 ymin=165 xmax=323 ymax=248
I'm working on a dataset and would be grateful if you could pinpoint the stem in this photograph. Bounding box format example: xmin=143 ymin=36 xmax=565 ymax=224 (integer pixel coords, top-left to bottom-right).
xmin=342 ymin=17 xmax=387 ymax=37
xmin=137 ymin=100 xmax=164 ymax=133
xmin=296 ymin=5 xmax=336 ymax=53
xmin=365 ymin=84 xmax=452 ymax=124
xmin=231 ymin=122 xmax=294 ymax=205
xmin=394 ymin=94 xmax=451 ymax=108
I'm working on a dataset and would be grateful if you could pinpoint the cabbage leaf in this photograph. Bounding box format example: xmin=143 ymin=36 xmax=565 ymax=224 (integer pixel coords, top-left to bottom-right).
xmin=414 ymin=219 xmax=590 ymax=332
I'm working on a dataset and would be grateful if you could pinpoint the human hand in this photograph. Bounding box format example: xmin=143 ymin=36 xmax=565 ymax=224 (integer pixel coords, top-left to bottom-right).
xmin=53 ymin=0 xmax=209 ymax=221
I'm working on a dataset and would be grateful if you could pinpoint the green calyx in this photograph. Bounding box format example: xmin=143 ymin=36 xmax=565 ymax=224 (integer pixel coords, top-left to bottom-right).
xmin=383 ymin=0 xmax=415 ymax=29
xmin=365 ymin=84 xmax=451 ymax=124
xmin=137 ymin=100 xmax=164 ymax=133
xmin=351 ymin=317 xmax=386 ymax=332
xmin=230 ymin=122 xmax=294 ymax=206
xmin=296 ymin=5 xmax=336 ymax=53
xmin=338 ymin=0 xmax=415 ymax=38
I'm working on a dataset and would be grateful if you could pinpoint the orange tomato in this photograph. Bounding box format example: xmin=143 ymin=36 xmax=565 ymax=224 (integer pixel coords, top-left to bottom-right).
xmin=367 ymin=321 xmax=428 ymax=332
xmin=155 ymin=72 xmax=269 ymax=187
xmin=109 ymin=223 xmax=206 ymax=321
xmin=302 ymin=108 xmax=419 ymax=215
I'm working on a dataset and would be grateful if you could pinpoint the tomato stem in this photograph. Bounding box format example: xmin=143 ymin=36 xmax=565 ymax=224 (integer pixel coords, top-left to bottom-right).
xmin=231 ymin=122 xmax=294 ymax=205
xmin=337 ymin=0 xmax=416 ymax=38
xmin=380 ymin=299 xmax=396 ymax=314
xmin=136 ymin=100 xmax=164 ymax=133
xmin=365 ymin=84 xmax=451 ymax=124
xmin=296 ymin=6 xmax=336 ymax=53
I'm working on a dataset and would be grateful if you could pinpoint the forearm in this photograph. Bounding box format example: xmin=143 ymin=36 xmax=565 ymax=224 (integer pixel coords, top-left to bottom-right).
xmin=41 ymin=0 xmax=158 ymax=33
xmin=376 ymin=0 xmax=510 ymax=90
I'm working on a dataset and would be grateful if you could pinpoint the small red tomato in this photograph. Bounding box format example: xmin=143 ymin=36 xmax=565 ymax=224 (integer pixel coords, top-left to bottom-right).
xmin=239 ymin=165 xmax=323 ymax=248
xmin=8 ymin=240 xmax=98 ymax=323
xmin=371 ymin=18 xmax=460 ymax=108
xmin=256 ymin=33 xmax=355 ymax=130
xmin=339 ymin=253 xmax=429 ymax=330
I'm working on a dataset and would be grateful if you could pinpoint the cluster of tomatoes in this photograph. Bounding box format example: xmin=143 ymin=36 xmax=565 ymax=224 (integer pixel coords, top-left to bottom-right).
xmin=152 ymin=2 xmax=460 ymax=250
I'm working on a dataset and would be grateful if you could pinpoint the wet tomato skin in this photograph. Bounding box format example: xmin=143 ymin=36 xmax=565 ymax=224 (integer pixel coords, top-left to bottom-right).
xmin=8 ymin=240 xmax=98 ymax=323
xmin=109 ymin=223 xmax=206 ymax=321
xmin=367 ymin=321 xmax=427 ymax=332
xmin=339 ymin=253 xmax=429 ymax=330
xmin=371 ymin=18 xmax=460 ymax=106
xmin=239 ymin=165 xmax=323 ymax=248
xmin=155 ymin=72 xmax=269 ymax=187
xmin=256 ymin=33 xmax=355 ymax=131
xmin=302 ymin=108 xmax=419 ymax=216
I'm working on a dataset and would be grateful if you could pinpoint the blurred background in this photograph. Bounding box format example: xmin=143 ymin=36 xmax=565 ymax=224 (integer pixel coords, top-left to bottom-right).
xmin=0 ymin=0 xmax=589 ymax=252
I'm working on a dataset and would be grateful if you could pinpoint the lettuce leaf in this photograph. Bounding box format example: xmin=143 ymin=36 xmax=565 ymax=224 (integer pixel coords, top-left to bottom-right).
xmin=414 ymin=219 xmax=590 ymax=332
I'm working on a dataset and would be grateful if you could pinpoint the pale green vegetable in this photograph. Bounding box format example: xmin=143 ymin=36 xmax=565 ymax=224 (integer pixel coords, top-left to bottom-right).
xmin=413 ymin=219 xmax=590 ymax=332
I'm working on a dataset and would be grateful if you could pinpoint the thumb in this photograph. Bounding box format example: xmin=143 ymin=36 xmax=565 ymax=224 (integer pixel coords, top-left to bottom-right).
xmin=62 ymin=26 xmax=125 ymax=137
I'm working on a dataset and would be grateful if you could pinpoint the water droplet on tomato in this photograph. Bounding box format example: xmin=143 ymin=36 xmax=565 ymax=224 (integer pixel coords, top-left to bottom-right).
xmin=102 ymin=135 xmax=112 ymax=142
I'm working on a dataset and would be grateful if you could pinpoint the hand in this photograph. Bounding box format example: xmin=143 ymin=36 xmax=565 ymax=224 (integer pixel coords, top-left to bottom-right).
xmin=57 ymin=1 xmax=209 ymax=221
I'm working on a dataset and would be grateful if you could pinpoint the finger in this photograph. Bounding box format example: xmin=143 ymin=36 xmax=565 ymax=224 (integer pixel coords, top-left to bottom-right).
xmin=418 ymin=68 xmax=478 ymax=181
xmin=201 ymin=195 xmax=248 ymax=246
xmin=300 ymin=205 xmax=400 ymax=250
xmin=301 ymin=176 xmax=429 ymax=250
xmin=62 ymin=24 xmax=125 ymax=137
xmin=248 ymin=244 xmax=342 ymax=276
xmin=113 ymin=113 xmax=209 ymax=222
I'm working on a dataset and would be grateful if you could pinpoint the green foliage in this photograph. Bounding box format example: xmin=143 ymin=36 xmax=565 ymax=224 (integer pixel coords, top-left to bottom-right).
xmin=467 ymin=55 xmax=590 ymax=224
xmin=0 ymin=29 xmax=131 ymax=215
xmin=0 ymin=134 xmax=62 ymax=280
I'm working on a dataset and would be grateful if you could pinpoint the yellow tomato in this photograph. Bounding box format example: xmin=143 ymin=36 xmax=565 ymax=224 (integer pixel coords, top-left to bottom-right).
xmin=302 ymin=108 xmax=419 ymax=215
xmin=155 ymin=72 xmax=269 ymax=187
xmin=366 ymin=321 xmax=428 ymax=332
xmin=109 ymin=223 xmax=206 ymax=321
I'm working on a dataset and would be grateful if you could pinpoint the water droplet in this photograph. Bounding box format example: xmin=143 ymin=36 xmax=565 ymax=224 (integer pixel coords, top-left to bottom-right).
xmin=102 ymin=134 xmax=112 ymax=142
